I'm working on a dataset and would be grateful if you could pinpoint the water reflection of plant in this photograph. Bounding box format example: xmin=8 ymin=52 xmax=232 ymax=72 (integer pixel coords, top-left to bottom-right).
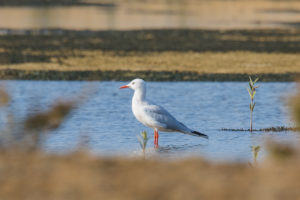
xmin=247 ymin=76 xmax=259 ymax=132
xmin=290 ymin=84 xmax=300 ymax=127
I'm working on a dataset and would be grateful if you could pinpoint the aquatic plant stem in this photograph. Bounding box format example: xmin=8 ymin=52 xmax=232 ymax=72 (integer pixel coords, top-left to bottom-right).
xmin=137 ymin=131 xmax=149 ymax=158
xmin=250 ymin=98 xmax=253 ymax=132
xmin=251 ymin=146 xmax=261 ymax=165
xmin=248 ymin=76 xmax=258 ymax=132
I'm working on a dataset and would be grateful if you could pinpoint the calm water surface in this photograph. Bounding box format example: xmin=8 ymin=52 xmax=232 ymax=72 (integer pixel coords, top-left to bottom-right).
xmin=1 ymin=81 xmax=299 ymax=162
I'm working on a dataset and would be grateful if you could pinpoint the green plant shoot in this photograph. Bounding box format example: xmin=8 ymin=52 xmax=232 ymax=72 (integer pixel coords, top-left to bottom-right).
xmin=137 ymin=131 xmax=149 ymax=154
xmin=248 ymin=76 xmax=259 ymax=132
xmin=251 ymin=145 xmax=261 ymax=164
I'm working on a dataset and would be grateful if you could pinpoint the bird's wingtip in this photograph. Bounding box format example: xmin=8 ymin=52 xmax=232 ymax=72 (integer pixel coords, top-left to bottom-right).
xmin=192 ymin=131 xmax=209 ymax=139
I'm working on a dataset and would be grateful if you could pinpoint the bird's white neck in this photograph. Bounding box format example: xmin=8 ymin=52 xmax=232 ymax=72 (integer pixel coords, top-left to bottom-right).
xmin=133 ymin=87 xmax=146 ymax=102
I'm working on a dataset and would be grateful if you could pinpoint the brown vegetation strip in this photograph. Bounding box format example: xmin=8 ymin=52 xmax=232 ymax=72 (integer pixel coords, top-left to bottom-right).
xmin=0 ymin=69 xmax=299 ymax=81
xmin=0 ymin=29 xmax=299 ymax=81
xmin=0 ymin=151 xmax=300 ymax=200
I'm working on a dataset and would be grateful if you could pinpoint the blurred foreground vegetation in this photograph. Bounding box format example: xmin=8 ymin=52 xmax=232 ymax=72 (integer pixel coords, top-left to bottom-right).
xmin=0 ymin=0 xmax=116 ymax=6
xmin=0 ymin=29 xmax=299 ymax=81
xmin=0 ymin=150 xmax=300 ymax=200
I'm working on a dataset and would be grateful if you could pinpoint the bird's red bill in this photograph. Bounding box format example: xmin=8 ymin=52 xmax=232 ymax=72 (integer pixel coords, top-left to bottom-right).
xmin=120 ymin=85 xmax=129 ymax=89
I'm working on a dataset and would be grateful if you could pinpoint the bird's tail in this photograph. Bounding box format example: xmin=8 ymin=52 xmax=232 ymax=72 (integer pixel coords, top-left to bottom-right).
xmin=189 ymin=131 xmax=209 ymax=139
xmin=177 ymin=123 xmax=208 ymax=139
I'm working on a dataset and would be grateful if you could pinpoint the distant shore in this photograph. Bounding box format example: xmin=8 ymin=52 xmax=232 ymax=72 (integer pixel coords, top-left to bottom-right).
xmin=0 ymin=69 xmax=298 ymax=81
xmin=1 ymin=29 xmax=299 ymax=81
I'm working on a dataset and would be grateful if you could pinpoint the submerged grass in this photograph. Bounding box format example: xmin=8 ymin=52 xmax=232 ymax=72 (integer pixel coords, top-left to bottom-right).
xmin=220 ymin=126 xmax=300 ymax=132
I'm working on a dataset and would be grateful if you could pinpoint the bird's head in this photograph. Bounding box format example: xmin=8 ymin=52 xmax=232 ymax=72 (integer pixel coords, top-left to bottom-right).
xmin=120 ymin=78 xmax=146 ymax=91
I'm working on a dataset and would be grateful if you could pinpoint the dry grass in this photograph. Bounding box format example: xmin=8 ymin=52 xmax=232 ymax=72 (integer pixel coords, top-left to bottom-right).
xmin=3 ymin=51 xmax=298 ymax=75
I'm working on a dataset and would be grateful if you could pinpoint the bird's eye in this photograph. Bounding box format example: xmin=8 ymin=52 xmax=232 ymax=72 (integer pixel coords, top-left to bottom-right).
xmin=132 ymin=82 xmax=135 ymax=85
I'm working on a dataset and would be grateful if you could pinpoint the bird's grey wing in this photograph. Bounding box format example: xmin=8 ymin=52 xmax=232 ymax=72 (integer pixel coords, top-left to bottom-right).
xmin=143 ymin=104 xmax=186 ymax=131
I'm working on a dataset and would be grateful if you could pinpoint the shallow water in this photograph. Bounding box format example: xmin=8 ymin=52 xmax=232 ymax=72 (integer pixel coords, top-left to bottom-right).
xmin=1 ymin=81 xmax=299 ymax=162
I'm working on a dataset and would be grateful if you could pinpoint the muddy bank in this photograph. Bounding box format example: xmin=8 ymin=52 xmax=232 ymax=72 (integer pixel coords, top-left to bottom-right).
xmin=0 ymin=69 xmax=299 ymax=81
xmin=1 ymin=29 xmax=299 ymax=55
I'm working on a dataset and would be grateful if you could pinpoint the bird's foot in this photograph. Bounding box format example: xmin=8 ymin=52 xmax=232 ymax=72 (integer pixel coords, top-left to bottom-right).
xmin=154 ymin=139 xmax=159 ymax=149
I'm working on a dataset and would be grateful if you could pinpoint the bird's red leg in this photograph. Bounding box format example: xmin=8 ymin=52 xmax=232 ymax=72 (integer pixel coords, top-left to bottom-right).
xmin=154 ymin=129 xmax=157 ymax=147
xmin=156 ymin=130 xmax=159 ymax=148
xmin=154 ymin=129 xmax=159 ymax=149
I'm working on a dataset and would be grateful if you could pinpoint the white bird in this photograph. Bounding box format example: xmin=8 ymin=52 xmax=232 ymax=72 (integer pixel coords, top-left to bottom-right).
xmin=120 ymin=78 xmax=208 ymax=148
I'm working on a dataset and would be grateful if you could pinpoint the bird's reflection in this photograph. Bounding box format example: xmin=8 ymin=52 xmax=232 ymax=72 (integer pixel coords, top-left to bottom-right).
xmin=155 ymin=143 xmax=206 ymax=154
